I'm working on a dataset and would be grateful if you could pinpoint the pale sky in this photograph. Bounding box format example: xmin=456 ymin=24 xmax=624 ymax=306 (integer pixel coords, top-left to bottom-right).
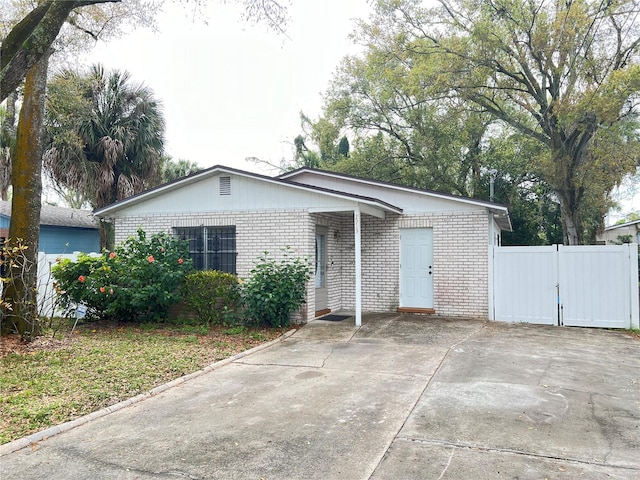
xmin=83 ymin=0 xmax=371 ymax=175
xmin=67 ymin=0 xmax=637 ymax=221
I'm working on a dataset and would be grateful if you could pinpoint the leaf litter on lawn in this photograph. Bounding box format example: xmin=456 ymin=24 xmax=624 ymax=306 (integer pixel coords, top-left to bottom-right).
xmin=0 ymin=320 xmax=288 ymax=444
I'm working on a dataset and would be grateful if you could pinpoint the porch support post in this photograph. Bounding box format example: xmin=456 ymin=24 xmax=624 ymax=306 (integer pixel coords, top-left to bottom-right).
xmin=354 ymin=207 xmax=362 ymax=327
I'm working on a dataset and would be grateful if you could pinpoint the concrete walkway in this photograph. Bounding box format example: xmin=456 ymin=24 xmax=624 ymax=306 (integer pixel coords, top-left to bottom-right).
xmin=1 ymin=315 xmax=639 ymax=479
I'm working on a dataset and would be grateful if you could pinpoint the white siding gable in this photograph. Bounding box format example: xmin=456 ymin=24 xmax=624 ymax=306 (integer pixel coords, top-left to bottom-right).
xmin=107 ymin=173 xmax=367 ymax=217
xmin=287 ymin=171 xmax=490 ymax=214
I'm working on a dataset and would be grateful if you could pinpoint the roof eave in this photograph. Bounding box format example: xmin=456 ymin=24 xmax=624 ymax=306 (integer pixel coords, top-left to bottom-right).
xmin=604 ymin=220 xmax=640 ymax=231
xmin=494 ymin=213 xmax=513 ymax=232
xmin=279 ymin=167 xmax=510 ymax=211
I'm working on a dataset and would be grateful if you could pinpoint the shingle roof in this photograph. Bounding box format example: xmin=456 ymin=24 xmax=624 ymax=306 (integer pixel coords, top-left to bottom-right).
xmin=0 ymin=200 xmax=97 ymax=229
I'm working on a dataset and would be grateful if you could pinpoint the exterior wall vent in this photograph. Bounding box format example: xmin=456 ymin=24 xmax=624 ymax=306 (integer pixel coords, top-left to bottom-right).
xmin=219 ymin=176 xmax=231 ymax=195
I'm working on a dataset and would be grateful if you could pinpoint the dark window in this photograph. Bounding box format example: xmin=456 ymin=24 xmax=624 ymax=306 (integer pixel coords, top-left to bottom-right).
xmin=174 ymin=226 xmax=236 ymax=274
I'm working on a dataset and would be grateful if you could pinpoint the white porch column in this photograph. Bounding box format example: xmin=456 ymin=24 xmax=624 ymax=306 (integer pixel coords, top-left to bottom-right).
xmin=354 ymin=207 xmax=362 ymax=327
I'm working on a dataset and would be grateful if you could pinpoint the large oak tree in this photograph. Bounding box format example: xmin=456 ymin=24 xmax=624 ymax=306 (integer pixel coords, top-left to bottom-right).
xmin=1 ymin=51 xmax=50 ymax=337
xmin=350 ymin=0 xmax=640 ymax=244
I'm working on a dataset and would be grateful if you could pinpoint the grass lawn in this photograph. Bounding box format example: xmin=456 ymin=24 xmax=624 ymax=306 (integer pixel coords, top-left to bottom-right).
xmin=0 ymin=319 xmax=289 ymax=445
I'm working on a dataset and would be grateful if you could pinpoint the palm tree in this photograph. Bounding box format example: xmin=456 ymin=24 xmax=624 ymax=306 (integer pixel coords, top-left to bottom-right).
xmin=44 ymin=64 xmax=165 ymax=248
xmin=158 ymin=155 xmax=202 ymax=184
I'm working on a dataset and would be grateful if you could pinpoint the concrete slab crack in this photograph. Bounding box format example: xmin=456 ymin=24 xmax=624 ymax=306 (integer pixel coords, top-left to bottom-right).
xmin=393 ymin=436 xmax=640 ymax=473
xmin=589 ymin=392 xmax=614 ymax=464
xmin=366 ymin=320 xmax=488 ymax=479
xmin=321 ymin=344 xmax=336 ymax=368
xmin=54 ymin=446 xmax=204 ymax=479
xmin=234 ymin=361 xmax=322 ymax=369
xmin=346 ymin=324 xmax=363 ymax=342
xmin=436 ymin=445 xmax=455 ymax=480
xmin=158 ymin=471 xmax=203 ymax=479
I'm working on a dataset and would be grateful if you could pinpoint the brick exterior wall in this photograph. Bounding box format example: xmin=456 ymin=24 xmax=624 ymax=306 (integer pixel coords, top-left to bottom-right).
xmin=114 ymin=208 xmax=490 ymax=322
xmin=410 ymin=211 xmax=489 ymax=318
xmin=114 ymin=210 xmax=315 ymax=322
xmin=321 ymin=210 xmax=489 ymax=318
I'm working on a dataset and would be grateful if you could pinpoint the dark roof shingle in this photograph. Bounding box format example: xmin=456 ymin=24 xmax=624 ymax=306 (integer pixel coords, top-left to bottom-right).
xmin=0 ymin=200 xmax=97 ymax=229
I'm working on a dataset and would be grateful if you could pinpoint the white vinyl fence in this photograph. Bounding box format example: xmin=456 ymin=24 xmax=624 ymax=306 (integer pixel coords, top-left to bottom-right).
xmin=491 ymin=244 xmax=639 ymax=329
xmin=37 ymin=252 xmax=99 ymax=318
xmin=0 ymin=252 xmax=78 ymax=318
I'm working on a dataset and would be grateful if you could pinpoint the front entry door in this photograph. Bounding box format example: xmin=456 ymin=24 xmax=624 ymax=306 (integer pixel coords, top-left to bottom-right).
xmin=315 ymin=228 xmax=328 ymax=313
xmin=400 ymin=228 xmax=434 ymax=308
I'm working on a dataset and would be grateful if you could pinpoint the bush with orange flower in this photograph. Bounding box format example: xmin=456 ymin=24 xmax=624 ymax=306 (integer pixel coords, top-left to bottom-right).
xmin=52 ymin=229 xmax=192 ymax=321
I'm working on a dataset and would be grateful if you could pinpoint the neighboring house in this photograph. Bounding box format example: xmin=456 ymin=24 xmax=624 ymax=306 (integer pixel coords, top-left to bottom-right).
xmin=0 ymin=200 xmax=100 ymax=254
xmin=597 ymin=220 xmax=640 ymax=244
xmin=94 ymin=165 xmax=511 ymax=325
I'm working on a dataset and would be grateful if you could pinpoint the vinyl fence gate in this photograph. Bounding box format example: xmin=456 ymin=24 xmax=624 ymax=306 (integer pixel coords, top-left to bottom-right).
xmin=491 ymin=244 xmax=639 ymax=329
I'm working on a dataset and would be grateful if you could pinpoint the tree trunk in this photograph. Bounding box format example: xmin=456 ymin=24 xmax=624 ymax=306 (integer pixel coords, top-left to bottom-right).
xmin=547 ymin=142 xmax=585 ymax=245
xmin=99 ymin=220 xmax=115 ymax=251
xmin=1 ymin=91 xmax=17 ymax=200
xmin=558 ymin=192 xmax=581 ymax=245
xmin=1 ymin=51 xmax=49 ymax=339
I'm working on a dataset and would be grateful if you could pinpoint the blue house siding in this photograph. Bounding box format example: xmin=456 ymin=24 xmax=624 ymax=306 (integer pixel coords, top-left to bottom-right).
xmin=1 ymin=202 xmax=99 ymax=254
xmin=39 ymin=226 xmax=100 ymax=254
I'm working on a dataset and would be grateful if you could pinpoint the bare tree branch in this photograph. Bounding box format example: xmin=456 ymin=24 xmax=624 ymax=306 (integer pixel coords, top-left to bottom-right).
xmin=0 ymin=0 xmax=119 ymax=102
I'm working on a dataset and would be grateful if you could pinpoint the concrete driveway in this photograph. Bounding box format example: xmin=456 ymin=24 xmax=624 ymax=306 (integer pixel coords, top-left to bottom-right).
xmin=1 ymin=315 xmax=639 ymax=479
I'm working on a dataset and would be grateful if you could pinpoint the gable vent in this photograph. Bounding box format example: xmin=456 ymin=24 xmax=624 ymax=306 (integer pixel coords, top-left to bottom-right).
xmin=219 ymin=176 xmax=231 ymax=195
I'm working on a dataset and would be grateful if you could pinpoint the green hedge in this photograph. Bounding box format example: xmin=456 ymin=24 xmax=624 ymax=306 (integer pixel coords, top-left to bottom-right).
xmin=182 ymin=270 xmax=241 ymax=325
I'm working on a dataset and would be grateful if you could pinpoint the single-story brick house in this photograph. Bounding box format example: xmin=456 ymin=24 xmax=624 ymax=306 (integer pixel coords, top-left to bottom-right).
xmin=1 ymin=200 xmax=100 ymax=254
xmin=93 ymin=165 xmax=511 ymax=325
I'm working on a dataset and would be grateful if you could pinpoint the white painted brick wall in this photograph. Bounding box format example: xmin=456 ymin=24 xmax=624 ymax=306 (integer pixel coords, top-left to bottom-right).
xmin=115 ymin=210 xmax=314 ymax=322
xmin=114 ymin=208 xmax=491 ymax=321
xmin=399 ymin=211 xmax=489 ymax=317
xmin=333 ymin=211 xmax=489 ymax=318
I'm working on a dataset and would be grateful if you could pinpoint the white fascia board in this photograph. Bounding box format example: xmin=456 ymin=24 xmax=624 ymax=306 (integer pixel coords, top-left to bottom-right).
xmin=308 ymin=203 xmax=387 ymax=219
xmin=605 ymin=220 xmax=640 ymax=231
xmin=308 ymin=206 xmax=356 ymax=214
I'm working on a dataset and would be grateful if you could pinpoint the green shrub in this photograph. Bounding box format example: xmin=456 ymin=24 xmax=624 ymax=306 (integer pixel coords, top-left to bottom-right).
xmin=51 ymin=253 xmax=111 ymax=318
xmin=52 ymin=229 xmax=192 ymax=322
xmin=182 ymin=270 xmax=241 ymax=325
xmin=242 ymin=248 xmax=311 ymax=328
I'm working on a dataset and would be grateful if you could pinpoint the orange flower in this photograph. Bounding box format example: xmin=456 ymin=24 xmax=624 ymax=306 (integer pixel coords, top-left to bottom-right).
xmin=99 ymin=287 xmax=106 ymax=293
xmin=178 ymin=258 xmax=183 ymax=264
xmin=147 ymin=255 xmax=155 ymax=263
xmin=78 ymin=275 xmax=85 ymax=283
xmin=109 ymin=252 xmax=116 ymax=259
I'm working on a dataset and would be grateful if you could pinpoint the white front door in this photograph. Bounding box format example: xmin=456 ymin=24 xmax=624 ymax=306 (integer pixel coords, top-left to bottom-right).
xmin=400 ymin=228 xmax=434 ymax=308
xmin=315 ymin=228 xmax=328 ymax=313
